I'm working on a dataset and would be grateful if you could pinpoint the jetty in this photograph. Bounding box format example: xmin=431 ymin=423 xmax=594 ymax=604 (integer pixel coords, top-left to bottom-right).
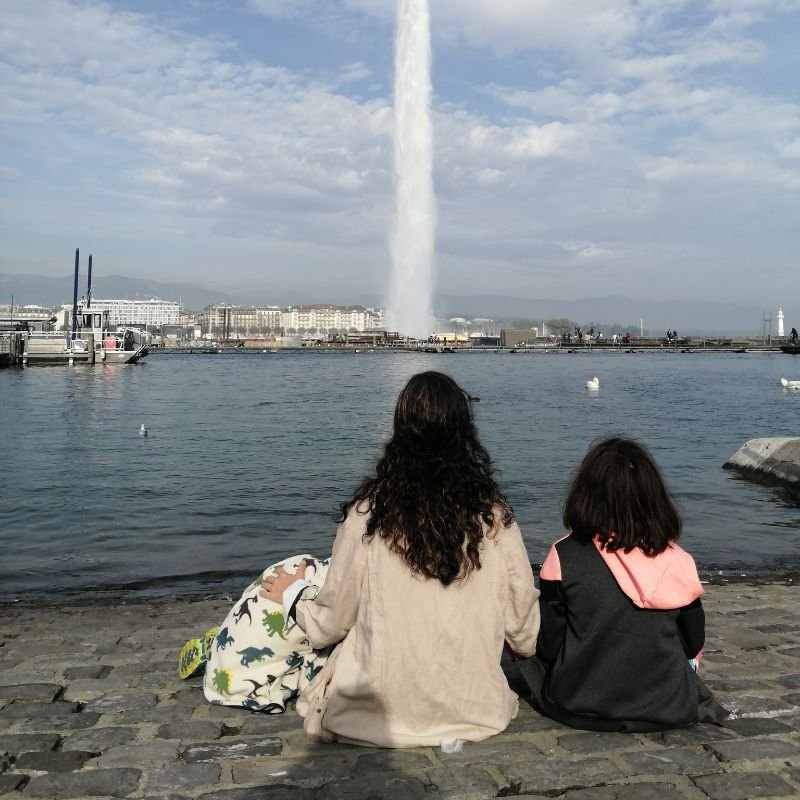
xmin=0 ymin=578 xmax=798 ymax=798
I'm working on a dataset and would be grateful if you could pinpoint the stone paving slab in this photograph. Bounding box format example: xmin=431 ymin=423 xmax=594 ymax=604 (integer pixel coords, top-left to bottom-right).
xmin=0 ymin=580 xmax=798 ymax=799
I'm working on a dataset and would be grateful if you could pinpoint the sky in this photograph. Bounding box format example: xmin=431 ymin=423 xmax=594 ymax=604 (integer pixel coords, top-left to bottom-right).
xmin=1 ymin=0 xmax=799 ymax=307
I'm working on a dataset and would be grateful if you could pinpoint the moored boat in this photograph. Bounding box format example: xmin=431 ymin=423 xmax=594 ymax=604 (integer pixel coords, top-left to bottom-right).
xmin=23 ymin=309 xmax=149 ymax=365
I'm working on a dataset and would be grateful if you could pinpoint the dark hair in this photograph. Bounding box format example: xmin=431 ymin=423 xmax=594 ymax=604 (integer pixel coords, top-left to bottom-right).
xmin=339 ymin=371 xmax=513 ymax=585
xmin=563 ymin=436 xmax=681 ymax=556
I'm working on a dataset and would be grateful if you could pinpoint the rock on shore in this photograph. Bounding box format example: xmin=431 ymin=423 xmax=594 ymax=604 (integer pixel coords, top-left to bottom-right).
xmin=724 ymin=437 xmax=800 ymax=490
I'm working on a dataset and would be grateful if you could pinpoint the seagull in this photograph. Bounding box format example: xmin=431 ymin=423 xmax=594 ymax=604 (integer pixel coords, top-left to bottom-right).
xmin=780 ymin=378 xmax=800 ymax=390
xmin=139 ymin=424 xmax=148 ymax=437
xmin=586 ymin=376 xmax=600 ymax=390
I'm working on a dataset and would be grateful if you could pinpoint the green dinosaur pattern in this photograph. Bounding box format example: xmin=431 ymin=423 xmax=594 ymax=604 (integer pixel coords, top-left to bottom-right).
xmin=212 ymin=667 xmax=233 ymax=695
xmin=262 ymin=610 xmax=287 ymax=640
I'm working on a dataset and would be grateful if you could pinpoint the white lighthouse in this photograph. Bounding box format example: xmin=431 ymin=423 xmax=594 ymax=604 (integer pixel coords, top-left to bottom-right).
xmin=778 ymin=307 xmax=785 ymax=337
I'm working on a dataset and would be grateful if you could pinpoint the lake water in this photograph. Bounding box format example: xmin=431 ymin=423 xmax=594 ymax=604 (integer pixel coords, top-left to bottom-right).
xmin=1 ymin=349 xmax=799 ymax=603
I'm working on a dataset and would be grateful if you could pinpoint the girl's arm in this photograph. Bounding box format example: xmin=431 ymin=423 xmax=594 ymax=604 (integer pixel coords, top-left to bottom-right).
xmin=536 ymin=543 xmax=568 ymax=665
xmin=676 ymin=597 xmax=705 ymax=658
xmin=502 ymin=521 xmax=540 ymax=657
xmin=293 ymin=512 xmax=367 ymax=649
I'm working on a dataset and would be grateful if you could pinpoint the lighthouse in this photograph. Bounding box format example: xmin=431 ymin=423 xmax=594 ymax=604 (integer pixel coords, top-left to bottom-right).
xmin=778 ymin=307 xmax=785 ymax=337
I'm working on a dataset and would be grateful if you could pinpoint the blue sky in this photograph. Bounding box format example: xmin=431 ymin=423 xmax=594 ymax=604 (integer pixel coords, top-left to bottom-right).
xmin=1 ymin=0 xmax=799 ymax=307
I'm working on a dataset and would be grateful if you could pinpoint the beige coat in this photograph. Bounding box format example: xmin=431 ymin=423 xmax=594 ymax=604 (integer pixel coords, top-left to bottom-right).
xmin=294 ymin=508 xmax=540 ymax=748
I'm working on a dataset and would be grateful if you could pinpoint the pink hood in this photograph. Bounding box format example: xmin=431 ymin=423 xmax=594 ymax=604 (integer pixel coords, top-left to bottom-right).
xmin=593 ymin=537 xmax=704 ymax=610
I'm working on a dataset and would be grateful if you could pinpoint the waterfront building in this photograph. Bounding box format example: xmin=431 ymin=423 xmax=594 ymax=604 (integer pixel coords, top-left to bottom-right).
xmin=199 ymin=305 xmax=283 ymax=337
xmin=778 ymin=307 xmax=785 ymax=337
xmin=280 ymin=305 xmax=383 ymax=335
xmin=55 ymin=298 xmax=179 ymax=329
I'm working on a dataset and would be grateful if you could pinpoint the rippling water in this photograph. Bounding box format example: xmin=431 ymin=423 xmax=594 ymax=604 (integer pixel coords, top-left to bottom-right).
xmin=1 ymin=349 xmax=798 ymax=602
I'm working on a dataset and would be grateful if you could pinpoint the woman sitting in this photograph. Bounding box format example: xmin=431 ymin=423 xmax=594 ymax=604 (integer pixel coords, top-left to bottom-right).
xmin=262 ymin=370 xmax=540 ymax=748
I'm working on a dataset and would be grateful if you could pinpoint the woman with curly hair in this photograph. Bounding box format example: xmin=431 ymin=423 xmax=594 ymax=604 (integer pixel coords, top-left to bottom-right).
xmin=262 ymin=370 xmax=540 ymax=748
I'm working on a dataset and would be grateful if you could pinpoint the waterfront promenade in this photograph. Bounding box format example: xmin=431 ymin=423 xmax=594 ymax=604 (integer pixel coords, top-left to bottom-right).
xmin=1 ymin=579 xmax=799 ymax=799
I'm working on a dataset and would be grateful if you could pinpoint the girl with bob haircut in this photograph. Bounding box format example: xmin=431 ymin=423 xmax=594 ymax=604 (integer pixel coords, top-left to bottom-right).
xmin=262 ymin=371 xmax=540 ymax=748
xmin=520 ymin=436 xmax=726 ymax=732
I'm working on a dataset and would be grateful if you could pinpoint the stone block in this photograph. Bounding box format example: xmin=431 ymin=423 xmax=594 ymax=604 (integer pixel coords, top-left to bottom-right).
xmin=0 ymin=733 xmax=60 ymax=755
xmin=722 ymin=717 xmax=795 ymax=736
xmin=356 ymin=751 xmax=432 ymax=772
xmin=437 ymin=738 xmax=543 ymax=764
xmin=562 ymin=784 xmax=691 ymax=800
xmin=158 ymin=720 xmax=223 ymax=740
xmin=96 ymin=741 xmax=178 ymax=768
xmin=18 ymin=711 xmax=100 ymax=732
xmin=499 ymin=757 xmax=625 ymax=795
xmin=318 ymin=774 xmax=429 ymax=800
xmin=84 ymin=692 xmax=158 ymax=713
xmin=692 ymin=771 xmax=796 ymax=799
xmin=0 ymin=701 xmax=79 ymax=718
xmin=425 ymin=765 xmax=500 ymax=800
xmin=15 ymin=749 xmax=95 ymax=772
xmin=718 ymin=693 xmax=797 ymax=717
xmin=115 ymin=704 xmax=193 ymax=725
xmin=147 ymin=762 xmax=221 ymax=791
xmin=0 ymin=683 xmax=63 ymax=702
xmin=63 ymin=665 xmax=112 ymax=680
xmin=704 ymin=736 xmax=800 ymax=762
xmin=24 ymin=766 xmax=141 ymax=797
xmin=232 ymin=754 xmax=356 ymax=787
xmin=557 ymin=731 xmax=640 ymax=753
xmin=182 ymin=737 xmax=282 ymax=763
xmin=0 ymin=773 xmax=28 ymax=793
xmin=621 ymin=748 xmax=721 ymax=775
xmin=643 ymin=724 xmax=737 ymax=747
xmin=775 ymin=673 xmax=800 ymax=689
xmin=61 ymin=726 xmax=138 ymax=753
xmin=203 ymin=786 xmax=321 ymax=800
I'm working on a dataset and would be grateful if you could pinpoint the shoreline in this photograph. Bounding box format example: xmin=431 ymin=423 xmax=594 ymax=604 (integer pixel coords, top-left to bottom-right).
xmin=1 ymin=582 xmax=799 ymax=798
xmin=1 ymin=568 xmax=796 ymax=610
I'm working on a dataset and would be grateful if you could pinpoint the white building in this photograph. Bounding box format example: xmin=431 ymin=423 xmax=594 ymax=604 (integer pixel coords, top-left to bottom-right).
xmin=778 ymin=307 xmax=785 ymax=337
xmin=281 ymin=305 xmax=384 ymax=334
xmin=57 ymin=298 xmax=179 ymax=328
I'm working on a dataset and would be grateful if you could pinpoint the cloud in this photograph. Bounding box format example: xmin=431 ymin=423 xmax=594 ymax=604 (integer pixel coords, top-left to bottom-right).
xmin=0 ymin=0 xmax=798 ymax=307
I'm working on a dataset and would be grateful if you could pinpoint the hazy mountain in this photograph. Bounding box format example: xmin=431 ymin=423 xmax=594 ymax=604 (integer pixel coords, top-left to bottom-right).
xmin=1 ymin=272 xmax=782 ymax=335
xmin=431 ymin=294 xmax=777 ymax=336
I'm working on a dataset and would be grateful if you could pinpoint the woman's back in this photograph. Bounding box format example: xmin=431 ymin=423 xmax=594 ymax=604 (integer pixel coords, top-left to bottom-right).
xmin=297 ymin=507 xmax=540 ymax=747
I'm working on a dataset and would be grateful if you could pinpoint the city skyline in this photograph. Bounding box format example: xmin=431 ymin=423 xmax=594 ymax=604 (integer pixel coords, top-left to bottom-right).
xmin=1 ymin=1 xmax=799 ymax=308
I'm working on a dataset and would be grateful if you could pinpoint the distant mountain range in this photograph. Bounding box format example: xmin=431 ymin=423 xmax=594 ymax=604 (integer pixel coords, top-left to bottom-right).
xmin=0 ymin=272 xmax=780 ymax=335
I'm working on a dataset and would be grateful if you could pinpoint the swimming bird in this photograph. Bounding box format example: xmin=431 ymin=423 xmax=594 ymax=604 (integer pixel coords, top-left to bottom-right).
xmin=780 ymin=378 xmax=800 ymax=390
xmin=139 ymin=424 xmax=148 ymax=437
xmin=586 ymin=376 xmax=600 ymax=390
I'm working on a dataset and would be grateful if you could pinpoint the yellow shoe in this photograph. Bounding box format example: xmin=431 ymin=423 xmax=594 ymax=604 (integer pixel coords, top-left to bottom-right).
xmin=178 ymin=638 xmax=204 ymax=679
xmin=178 ymin=628 xmax=219 ymax=680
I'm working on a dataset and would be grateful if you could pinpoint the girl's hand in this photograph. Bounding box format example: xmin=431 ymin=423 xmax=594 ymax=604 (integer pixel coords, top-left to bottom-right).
xmin=260 ymin=559 xmax=308 ymax=604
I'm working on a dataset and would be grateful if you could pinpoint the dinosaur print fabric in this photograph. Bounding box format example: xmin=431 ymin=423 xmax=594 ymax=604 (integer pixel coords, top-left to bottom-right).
xmin=203 ymin=555 xmax=330 ymax=714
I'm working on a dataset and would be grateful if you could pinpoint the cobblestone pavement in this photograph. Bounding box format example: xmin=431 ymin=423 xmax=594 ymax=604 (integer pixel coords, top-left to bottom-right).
xmin=1 ymin=580 xmax=799 ymax=799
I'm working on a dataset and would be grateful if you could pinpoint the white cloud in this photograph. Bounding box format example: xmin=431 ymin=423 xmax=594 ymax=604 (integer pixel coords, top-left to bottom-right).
xmin=0 ymin=0 xmax=799 ymax=306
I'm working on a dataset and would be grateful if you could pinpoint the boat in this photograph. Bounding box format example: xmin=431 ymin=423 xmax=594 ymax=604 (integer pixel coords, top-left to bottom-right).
xmin=780 ymin=378 xmax=800 ymax=390
xmin=780 ymin=344 xmax=800 ymax=354
xmin=23 ymin=309 xmax=149 ymax=365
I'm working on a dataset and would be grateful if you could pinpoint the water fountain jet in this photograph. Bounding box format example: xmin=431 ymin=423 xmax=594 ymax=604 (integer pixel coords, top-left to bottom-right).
xmin=387 ymin=0 xmax=435 ymax=339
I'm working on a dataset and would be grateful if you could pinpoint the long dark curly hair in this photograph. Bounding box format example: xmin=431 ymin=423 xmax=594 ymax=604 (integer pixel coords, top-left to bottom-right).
xmin=338 ymin=371 xmax=513 ymax=586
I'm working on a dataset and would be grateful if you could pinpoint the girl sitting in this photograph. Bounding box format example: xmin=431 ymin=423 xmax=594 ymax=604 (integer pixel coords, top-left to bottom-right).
xmin=520 ymin=436 xmax=727 ymax=732
xmin=261 ymin=370 xmax=541 ymax=748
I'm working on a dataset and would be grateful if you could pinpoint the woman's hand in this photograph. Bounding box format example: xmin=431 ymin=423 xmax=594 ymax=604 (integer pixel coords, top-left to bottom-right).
xmin=260 ymin=559 xmax=308 ymax=604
